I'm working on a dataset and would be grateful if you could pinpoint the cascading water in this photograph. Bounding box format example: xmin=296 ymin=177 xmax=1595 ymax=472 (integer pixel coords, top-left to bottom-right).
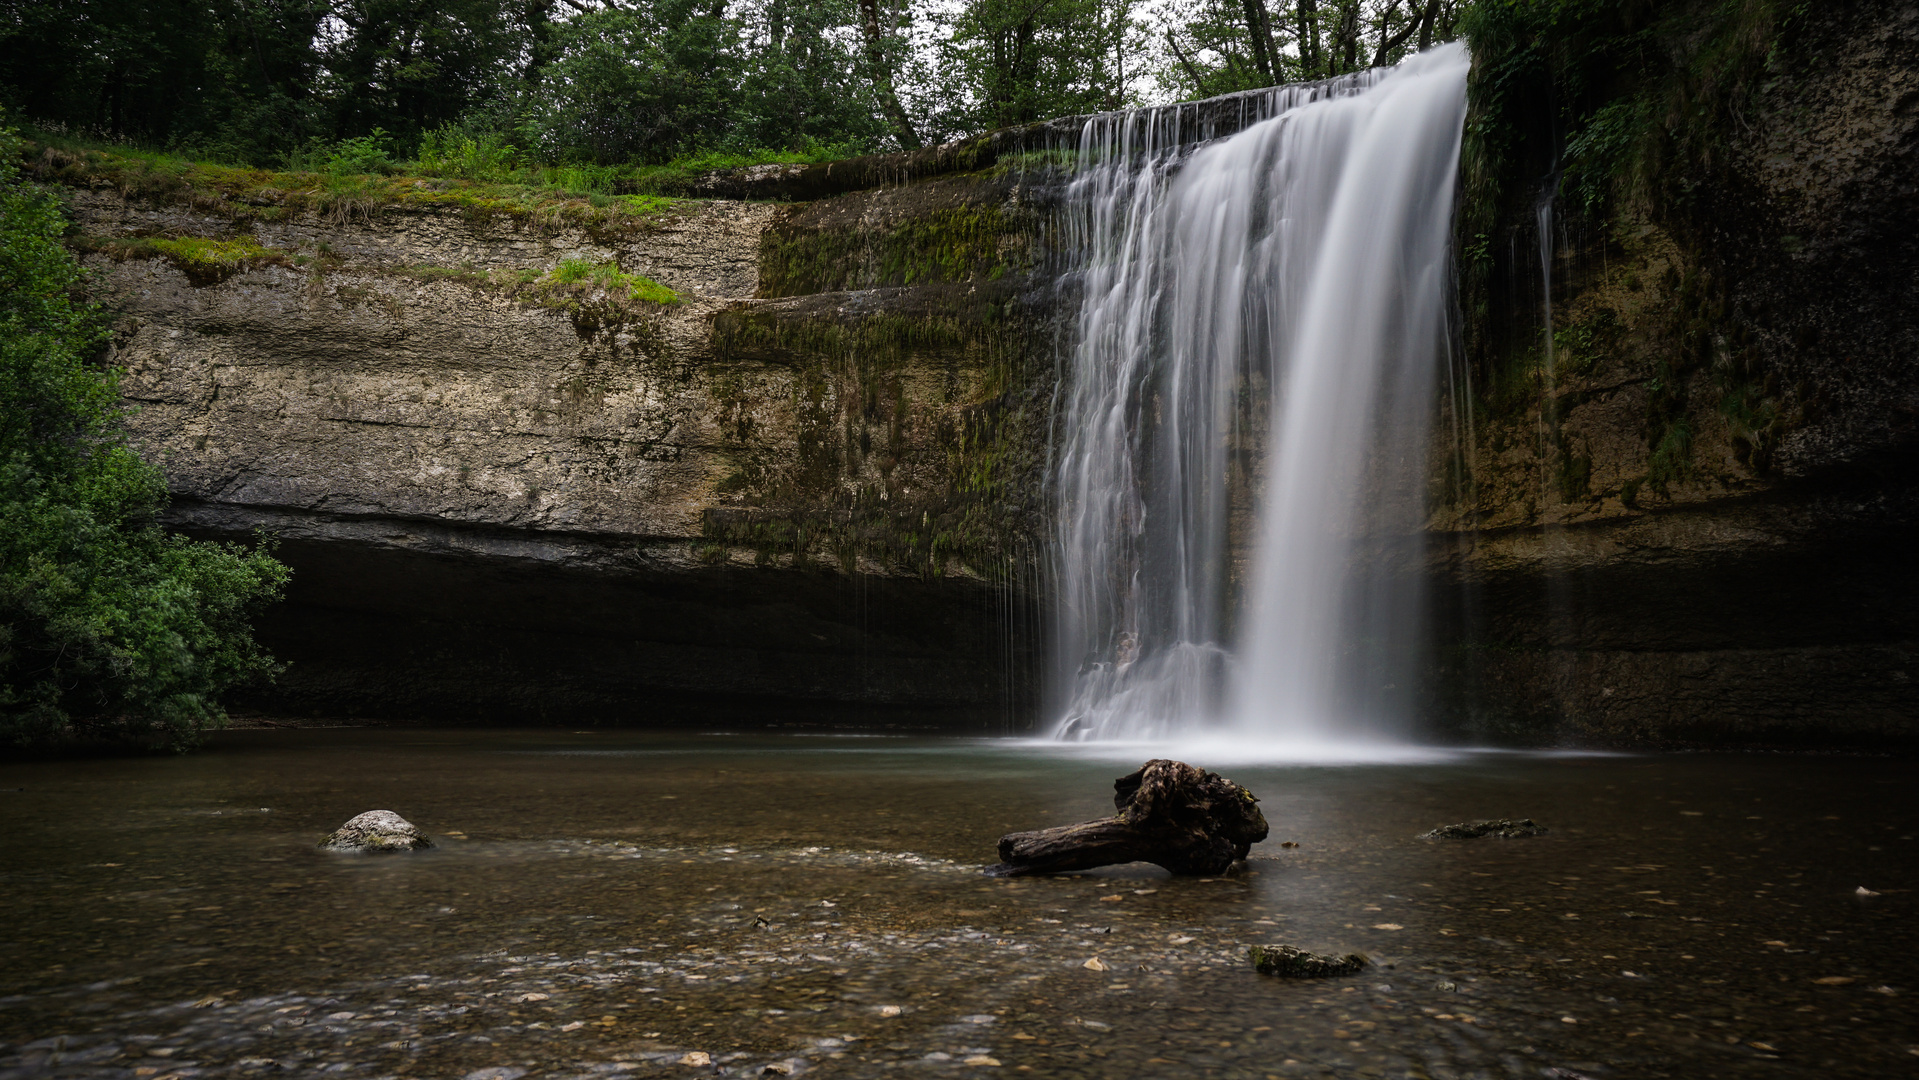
xmin=1050 ymin=44 xmax=1471 ymax=751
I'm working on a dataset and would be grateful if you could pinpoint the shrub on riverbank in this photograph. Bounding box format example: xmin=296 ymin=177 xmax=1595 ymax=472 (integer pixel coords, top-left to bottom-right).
xmin=0 ymin=123 xmax=288 ymax=752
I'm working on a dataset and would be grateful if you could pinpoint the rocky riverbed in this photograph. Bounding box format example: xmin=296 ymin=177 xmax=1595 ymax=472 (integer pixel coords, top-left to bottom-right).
xmin=1 ymin=731 xmax=1912 ymax=1078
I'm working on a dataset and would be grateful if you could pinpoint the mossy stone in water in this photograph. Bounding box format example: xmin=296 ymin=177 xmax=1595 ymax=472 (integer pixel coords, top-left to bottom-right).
xmin=1419 ymin=818 xmax=1547 ymax=840
xmin=319 ymin=810 xmax=433 ymax=852
xmin=1248 ymin=945 xmax=1367 ymax=978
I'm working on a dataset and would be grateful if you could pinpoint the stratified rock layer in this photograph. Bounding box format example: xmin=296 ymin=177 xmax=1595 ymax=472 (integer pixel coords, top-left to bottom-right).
xmin=66 ymin=171 xmax=1055 ymax=725
xmin=1420 ymin=0 xmax=1919 ymax=749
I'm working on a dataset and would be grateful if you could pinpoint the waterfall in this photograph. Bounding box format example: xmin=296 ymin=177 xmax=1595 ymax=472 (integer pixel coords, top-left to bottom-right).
xmin=1050 ymin=44 xmax=1471 ymax=750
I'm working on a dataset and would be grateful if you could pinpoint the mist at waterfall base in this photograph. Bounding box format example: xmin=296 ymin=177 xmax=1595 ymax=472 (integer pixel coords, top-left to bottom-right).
xmin=1047 ymin=44 xmax=1471 ymax=763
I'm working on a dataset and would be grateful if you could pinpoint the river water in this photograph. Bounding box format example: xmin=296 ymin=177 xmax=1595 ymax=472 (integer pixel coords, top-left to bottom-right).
xmin=2 ymin=731 xmax=1912 ymax=1078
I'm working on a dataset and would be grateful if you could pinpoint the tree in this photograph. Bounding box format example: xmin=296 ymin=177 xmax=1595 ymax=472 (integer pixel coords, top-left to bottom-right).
xmin=733 ymin=0 xmax=888 ymax=153
xmin=857 ymin=0 xmax=920 ymax=149
xmin=315 ymin=0 xmax=525 ymax=145
xmin=1156 ymin=0 xmax=1458 ymax=100
xmin=937 ymin=0 xmax=1144 ymax=133
xmin=0 ymin=125 xmax=289 ymax=750
xmin=521 ymin=2 xmax=738 ymax=163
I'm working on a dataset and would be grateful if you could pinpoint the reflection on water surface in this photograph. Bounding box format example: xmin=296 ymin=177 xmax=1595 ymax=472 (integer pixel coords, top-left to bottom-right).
xmin=1 ymin=730 xmax=1912 ymax=1078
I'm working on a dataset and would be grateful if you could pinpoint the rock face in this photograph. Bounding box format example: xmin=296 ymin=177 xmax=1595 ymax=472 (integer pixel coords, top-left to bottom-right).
xmin=1425 ymin=0 xmax=1919 ymax=749
xmin=320 ymin=810 xmax=432 ymax=852
xmin=64 ymin=167 xmax=1055 ymax=725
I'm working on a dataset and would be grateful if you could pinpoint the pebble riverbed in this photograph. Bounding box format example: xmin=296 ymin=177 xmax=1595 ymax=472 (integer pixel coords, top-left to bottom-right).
xmin=1 ymin=731 xmax=1912 ymax=1079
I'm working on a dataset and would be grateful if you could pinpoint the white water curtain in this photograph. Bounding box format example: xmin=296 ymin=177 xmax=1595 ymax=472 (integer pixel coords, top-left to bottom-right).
xmin=1050 ymin=44 xmax=1470 ymax=748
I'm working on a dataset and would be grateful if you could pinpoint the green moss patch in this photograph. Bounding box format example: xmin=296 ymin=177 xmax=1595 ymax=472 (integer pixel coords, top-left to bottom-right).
xmin=702 ymin=301 xmax=1045 ymax=578
xmin=759 ymin=199 xmax=1034 ymax=298
xmin=76 ymin=233 xmax=289 ymax=286
xmin=545 ymin=258 xmax=679 ymax=305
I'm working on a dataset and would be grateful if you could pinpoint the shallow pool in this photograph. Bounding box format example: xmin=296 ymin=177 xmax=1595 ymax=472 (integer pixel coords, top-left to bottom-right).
xmin=1 ymin=730 xmax=1912 ymax=1078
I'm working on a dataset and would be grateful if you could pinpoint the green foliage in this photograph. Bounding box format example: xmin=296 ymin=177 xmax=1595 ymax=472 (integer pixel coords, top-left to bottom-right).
xmin=1458 ymin=0 xmax=1808 ymax=499
xmin=545 ymin=258 xmax=679 ymax=305
xmin=5 ymin=0 xmax=1476 ymax=175
xmin=321 ymin=129 xmax=399 ymax=176
xmin=77 ymin=234 xmax=286 ymax=286
xmin=0 ymin=125 xmax=288 ymax=750
xmin=23 ymin=136 xmax=694 ymax=240
xmin=1461 ymin=0 xmax=1802 ymax=229
xmin=1645 ymin=415 xmax=1693 ymax=494
xmin=729 ymin=0 xmax=890 ymax=154
xmin=704 ymin=303 xmax=1040 ymax=578
xmin=521 ymin=4 xmax=743 ymax=165
xmin=415 ymin=124 xmax=521 ymax=181
xmin=759 ymin=204 xmax=1027 ymax=298
xmin=1157 ymin=0 xmax=1458 ymax=99
xmin=1552 ymin=309 xmax=1616 ymax=377
xmin=932 ymin=0 xmax=1143 ymax=132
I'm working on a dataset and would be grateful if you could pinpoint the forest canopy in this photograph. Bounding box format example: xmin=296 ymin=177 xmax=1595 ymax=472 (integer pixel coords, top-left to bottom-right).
xmin=0 ymin=0 xmax=1464 ymax=169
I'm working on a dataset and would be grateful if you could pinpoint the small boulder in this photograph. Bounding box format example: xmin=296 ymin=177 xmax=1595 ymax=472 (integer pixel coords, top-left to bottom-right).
xmin=1420 ymin=818 xmax=1547 ymax=840
xmin=319 ymin=810 xmax=433 ymax=852
xmin=1249 ymin=945 xmax=1367 ymax=978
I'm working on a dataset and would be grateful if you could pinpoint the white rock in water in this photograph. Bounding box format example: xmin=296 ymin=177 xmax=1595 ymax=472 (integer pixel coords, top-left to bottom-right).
xmin=319 ymin=810 xmax=433 ymax=852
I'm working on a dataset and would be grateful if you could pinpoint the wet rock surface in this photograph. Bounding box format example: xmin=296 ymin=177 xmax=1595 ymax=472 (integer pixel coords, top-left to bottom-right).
xmin=1249 ymin=945 xmax=1368 ymax=978
xmin=319 ymin=810 xmax=434 ymax=852
xmin=1422 ymin=0 xmax=1919 ymax=751
xmin=1421 ymin=819 xmax=1549 ymax=840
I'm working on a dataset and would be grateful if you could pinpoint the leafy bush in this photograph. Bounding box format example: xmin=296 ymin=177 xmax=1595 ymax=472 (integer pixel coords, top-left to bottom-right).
xmin=416 ymin=125 xmax=520 ymax=181
xmin=0 ymin=124 xmax=289 ymax=751
xmin=324 ymin=128 xmax=398 ymax=176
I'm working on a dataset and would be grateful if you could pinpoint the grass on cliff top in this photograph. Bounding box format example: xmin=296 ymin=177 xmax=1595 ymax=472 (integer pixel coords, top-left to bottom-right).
xmin=20 ymin=129 xmax=858 ymax=223
xmin=18 ymin=132 xmax=719 ymax=230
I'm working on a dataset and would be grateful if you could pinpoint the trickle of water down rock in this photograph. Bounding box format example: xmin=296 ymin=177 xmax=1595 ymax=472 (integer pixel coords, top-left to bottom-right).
xmin=1051 ymin=44 xmax=1470 ymax=750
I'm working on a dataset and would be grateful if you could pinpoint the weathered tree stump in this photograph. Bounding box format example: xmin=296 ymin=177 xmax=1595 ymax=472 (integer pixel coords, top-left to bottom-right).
xmin=987 ymin=759 xmax=1268 ymax=877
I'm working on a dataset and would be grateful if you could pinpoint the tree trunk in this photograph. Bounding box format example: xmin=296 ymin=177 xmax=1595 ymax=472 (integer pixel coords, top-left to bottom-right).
xmin=858 ymin=0 xmax=920 ymax=150
xmin=1416 ymin=0 xmax=1439 ymax=50
xmin=1297 ymin=0 xmax=1321 ymax=78
xmin=988 ymin=759 xmax=1269 ymax=877
xmin=1241 ymin=0 xmax=1274 ymax=84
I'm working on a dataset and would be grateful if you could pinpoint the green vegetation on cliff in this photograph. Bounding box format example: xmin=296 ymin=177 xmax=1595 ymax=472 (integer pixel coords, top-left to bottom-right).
xmin=21 ymin=136 xmax=704 ymax=236
xmin=1456 ymin=0 xmax=1808 ymax=508
xmin=705 ymin=302 xmax=1044 ymax=580
xmin=0 ymin=127 xmax=288 ymax=751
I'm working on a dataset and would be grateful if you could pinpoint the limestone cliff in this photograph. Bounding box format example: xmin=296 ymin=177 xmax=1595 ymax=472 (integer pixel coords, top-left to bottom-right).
xmin=59 ymin=168 xmax=1054 ymax=724
xmin=1430 ymin=0 xmax=1918 ymax=747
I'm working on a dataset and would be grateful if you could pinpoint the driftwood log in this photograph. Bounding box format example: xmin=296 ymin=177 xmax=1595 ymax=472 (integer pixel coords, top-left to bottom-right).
xmin=987 ymin=759 xmax=1268 ymax=877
